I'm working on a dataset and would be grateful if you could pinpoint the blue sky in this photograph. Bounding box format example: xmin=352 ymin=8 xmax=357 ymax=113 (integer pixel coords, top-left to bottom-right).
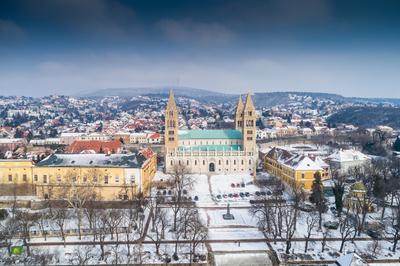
xmin=0 ymin=0 xmax=400 ymax=97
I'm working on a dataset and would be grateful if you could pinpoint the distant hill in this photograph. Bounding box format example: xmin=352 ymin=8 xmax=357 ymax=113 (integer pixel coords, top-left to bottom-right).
xmin=81 ymin=87 xmax=400 ymax=107
xmin=327 ymin=106 xmax=400 ymax=129
xmin=80 ymin=86 xmax=237 ymax=104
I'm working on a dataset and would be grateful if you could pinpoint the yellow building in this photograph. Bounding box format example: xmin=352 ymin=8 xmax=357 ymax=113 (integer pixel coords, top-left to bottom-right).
xmin=264 ymin=147 xmax=330 ymax=191
xmin=344 ymin=182 xmax=374 ymax=212
xmin=0 ymin=151 xmax=157 ymax=201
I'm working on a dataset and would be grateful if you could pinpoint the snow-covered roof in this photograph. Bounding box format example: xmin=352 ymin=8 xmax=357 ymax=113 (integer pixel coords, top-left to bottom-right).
xmin=328 ymin=149 xmax=370 ymax=163
xmin=266 ymin=147 xmax=328 ymax=171
xmin=36 ymin=153 xmax=148 ymax=168
xmin=332 ymin=253 xmax=368 ymax=266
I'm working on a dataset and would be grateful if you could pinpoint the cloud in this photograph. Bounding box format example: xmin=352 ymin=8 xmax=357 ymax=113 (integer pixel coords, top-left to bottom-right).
xmin=0 ymin=19 xmax=26 ymax=40
xmin=23 ymin=0 xmax=137 ymax=39
xmin=157 ymin=19 xmax=235 ymax=45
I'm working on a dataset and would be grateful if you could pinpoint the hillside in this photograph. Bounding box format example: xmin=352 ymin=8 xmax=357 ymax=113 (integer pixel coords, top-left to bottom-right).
xmin=327 ymin=106 xmax=400 ymax=129
xmin=81 ymin=87 xmax=400 ymax=107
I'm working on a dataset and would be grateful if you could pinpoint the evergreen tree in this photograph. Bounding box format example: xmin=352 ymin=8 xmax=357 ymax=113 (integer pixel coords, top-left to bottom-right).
xmin=394 ymin=137 xmax=400 ymax=152
xmin=311 ymin=172 xmax=326 ymax=229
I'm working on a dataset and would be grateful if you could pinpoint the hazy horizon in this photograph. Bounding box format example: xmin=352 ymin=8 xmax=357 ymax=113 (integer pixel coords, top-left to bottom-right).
xmin=1 ymin=0 xmax=400 ymax=97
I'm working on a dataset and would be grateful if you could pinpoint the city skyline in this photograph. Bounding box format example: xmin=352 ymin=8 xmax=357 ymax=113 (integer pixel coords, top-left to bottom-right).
xmin=1 ymin=0 xmax=400 ymax=97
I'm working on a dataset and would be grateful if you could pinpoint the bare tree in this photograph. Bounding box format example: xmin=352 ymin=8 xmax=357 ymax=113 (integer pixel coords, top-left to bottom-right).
xmin=68 ymin=246 xmax=95 ymax=265
xmin=339 ymin=213 xmax=355 ymax=253
xmin=36 ymin=209 xmax=50 ymax=241
xmin=386 ymin=199 xmax=400 ymax=252
xmin=282 ymin=206 xmax=296 ymax=254
xmin=304 ymin=212 xmax=318 ymax=253
xmin=52 ymin=207 xmax=69 ymax=247
xmin=96 ymin=209 xmax=109 ymax=261
xmin=170 ymin=165 xmax=195 ymax=232
xmin=106 ymin=209 xmax=123 ymax=242
xmin=289 ymin=179 xmax=305 ymax=230
xmin=62 ymin=169 xmax=101 ymax=240
xmin=15 ymin=210 xmax=40 ymax=256
xmin=148 ymin=207 xmax=168 ymax=256
xmin=0 ymin=218 xmax=18 ymax=256
xmin=186 ymin=211 xmax=207 ymax=264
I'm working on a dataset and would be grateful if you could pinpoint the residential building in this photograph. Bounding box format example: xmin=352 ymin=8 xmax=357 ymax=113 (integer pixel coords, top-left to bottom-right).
xmin=0 ymin=150 xmax=157 ymax=200
xmin=264 ymin=147 xmax=330 ymax=191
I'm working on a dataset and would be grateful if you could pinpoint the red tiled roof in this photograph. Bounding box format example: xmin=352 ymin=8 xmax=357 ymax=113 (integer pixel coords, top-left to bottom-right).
xmin=68 ymin=140 xmax=122 ymax=154
xmin=148 ymin=133 xmax=160 ymax=139
xmin=140 ymin=147 xmax=154 ymax=159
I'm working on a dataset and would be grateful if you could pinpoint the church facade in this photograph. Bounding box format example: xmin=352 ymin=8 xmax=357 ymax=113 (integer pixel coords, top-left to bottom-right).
xmin=164 ymin=91 xmax=258 ymax=174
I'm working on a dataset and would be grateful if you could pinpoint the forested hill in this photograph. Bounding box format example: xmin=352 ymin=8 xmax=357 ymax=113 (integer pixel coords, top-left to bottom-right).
xmin=327 ymin=107 xmax=400 ymax=129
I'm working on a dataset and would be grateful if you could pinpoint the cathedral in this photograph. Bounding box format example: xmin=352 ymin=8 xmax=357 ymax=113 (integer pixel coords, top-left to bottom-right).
xmin=164 ymin=91 xmax=258 ymax=174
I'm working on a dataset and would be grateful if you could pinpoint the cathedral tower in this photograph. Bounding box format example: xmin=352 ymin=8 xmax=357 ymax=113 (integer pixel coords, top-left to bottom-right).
xmin=242 ymin=93 xmax=257 ymax=152
xmin=234 ymin=95 xmax=244 ymax=130
xmin=165 ymin=90 xmax=179 ymax=151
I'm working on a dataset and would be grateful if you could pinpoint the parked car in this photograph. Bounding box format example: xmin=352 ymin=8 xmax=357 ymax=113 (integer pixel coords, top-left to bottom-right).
xmin=324 ymin=221 xmax=339 ymax=229
xmin=216 ymin=194 xmax=222 ymax=200
xmin=245 ymin=192 xmax=250 ymax=197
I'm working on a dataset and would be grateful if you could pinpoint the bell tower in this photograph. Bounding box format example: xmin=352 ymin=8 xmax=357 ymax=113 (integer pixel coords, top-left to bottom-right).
xmin=165 ymin=90 xmax=179 ymax=151
xmin=234 ymin=95 xmax=244 ymax=130
xmin=242 ymin=93 xmax=256 ymax=152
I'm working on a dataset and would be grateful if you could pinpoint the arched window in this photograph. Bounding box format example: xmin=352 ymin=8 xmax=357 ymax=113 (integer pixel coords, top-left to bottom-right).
xmin=226 ymin=160 xmax=229 ymax=165
xmin=219 ymin=160 xmax=221 ymax=165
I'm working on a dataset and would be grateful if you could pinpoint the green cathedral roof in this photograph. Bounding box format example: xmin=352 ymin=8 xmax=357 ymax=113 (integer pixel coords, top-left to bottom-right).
xmin=178 ymin=129 xmax=242 ymax=140
xmin=178 ymin=144 xmax=242 ymax=152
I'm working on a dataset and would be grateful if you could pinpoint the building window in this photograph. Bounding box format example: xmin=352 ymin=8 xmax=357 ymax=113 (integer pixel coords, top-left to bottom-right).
xmin=249 ymin=160 xmax=252 ymax=165
xmin=8 ymin=175 xmax=12 ymax=182
xmin=115 ymin=176 xmax=119 ymax=183
xmin=93 ymin=176 xmax=98 ymax=183
xmin=83 ymin=176 xmax=87 ymax=183
xmin=234 ymin=160 xmax=236 ymax=165
xmin=219 ymin=160 xmax=221 ymax=165
xmin=302 ymin=173 xmax=305 ymax=179
xmin=226 ymin=160 xmax=229 ymax=165
xmin=57 ymin=175 xmax=62 ymax=183
xmin=104 ymin=176 xmax=109 ymax=184
xmin=187 ymin=160 xmax=189 ymax=166
xmin=195 ymin=160 xmax=197 ymax=165
xmin=43 ymin=175 xmax=47 ymax=184
xmin=130 ymin=176 xmax=135 ymax=184
xmin=171 ymin=160 xmax=173 ymax=166
xmin=23 ymin=174 xmax=27 ymax=182
xmin=242 ymin=160 xmax=244 ymax=165
xmin=203 ymin=160 xmax=205 ymax=165
xmin=34 ymin=175 xmax=38 ymax=182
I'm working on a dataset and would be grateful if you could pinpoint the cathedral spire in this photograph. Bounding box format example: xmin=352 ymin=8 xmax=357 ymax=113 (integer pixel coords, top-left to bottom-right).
xmin=244 ymin=92 xmax=254 ymax=111
xmin=165 ymin=89 xmax=178 ymax=151
xmin=234 ymin=95 xmax=244 ymax=130
xmin=167 ymin=89 xmax=176 ymax=108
